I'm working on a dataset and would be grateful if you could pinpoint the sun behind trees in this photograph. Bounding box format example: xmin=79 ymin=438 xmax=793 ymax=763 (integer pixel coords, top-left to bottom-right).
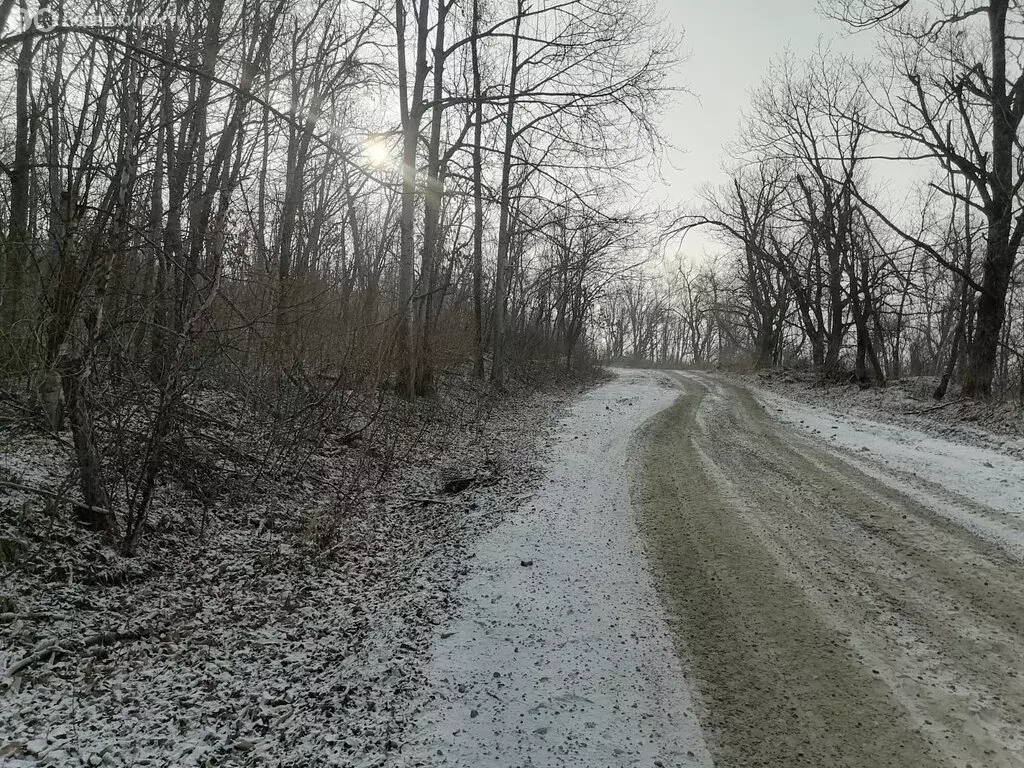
xmin=0 ymin=0 xmax=674 ymax=553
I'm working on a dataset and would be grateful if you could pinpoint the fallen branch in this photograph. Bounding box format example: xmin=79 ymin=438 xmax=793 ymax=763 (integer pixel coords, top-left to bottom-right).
xmin=0 ymin=480 xmax=114 ymax=520
xmin=5 ymin=628 xmax=149 ymax=676
xmin=910 ymin=400 xmax=964 ymax=414
xmin=400 ymin=496 xmax=457 ymax=506
xmin=5 ymin=641 xmax=68 ymax=676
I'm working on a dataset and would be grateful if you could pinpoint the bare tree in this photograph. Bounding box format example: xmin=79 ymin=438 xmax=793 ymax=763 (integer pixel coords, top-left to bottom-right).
xmin=827 ymin=0 xmax=1024 ymax=397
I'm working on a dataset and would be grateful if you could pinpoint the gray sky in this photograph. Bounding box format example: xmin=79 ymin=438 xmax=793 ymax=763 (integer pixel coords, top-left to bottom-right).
xmin=651 ymin=1 xmax=877 ymax=261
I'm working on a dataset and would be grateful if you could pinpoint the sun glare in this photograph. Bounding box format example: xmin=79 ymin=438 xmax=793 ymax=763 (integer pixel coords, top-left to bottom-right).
xmin=364 ymin=137 xmax=393 ymax=168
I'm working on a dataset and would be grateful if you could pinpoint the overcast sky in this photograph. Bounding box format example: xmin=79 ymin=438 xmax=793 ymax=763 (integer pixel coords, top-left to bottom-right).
xmin=651 ymin=1 xmax=877 ymax=261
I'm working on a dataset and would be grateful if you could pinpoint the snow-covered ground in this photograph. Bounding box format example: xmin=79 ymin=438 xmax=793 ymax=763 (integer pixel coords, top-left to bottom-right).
xmin=0 ymin=381 xmax=569 ymax=768
xmin=402 ymin=369 xmax=712 ymax=768
xmin=10 ymin=365 xmax=1019 ymax=767
xmin=743 ymin=370 xmax=1024 ymax=460
xmin=756 ymin=388 xmax=1024 ymax=560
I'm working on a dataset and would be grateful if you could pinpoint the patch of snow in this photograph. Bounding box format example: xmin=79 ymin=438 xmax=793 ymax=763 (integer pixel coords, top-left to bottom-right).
xmin=757 ymin=389 xmax=1024 ymax=559
xmin=745 ymin=370 xmax=1024 ymax=461
xmin=402 ymin=369 xmax=712 ymax=767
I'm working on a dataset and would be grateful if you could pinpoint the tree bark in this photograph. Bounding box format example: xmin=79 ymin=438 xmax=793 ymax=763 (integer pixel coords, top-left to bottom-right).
xmin=471 ymin=0 xmax=485 ymax=378
xmin=395 ymin=0 xmax=431 ymax=398
xmin=4 ymin=13 xmax=33 ymax=335
xmin=414 ymin=0 xmax=449 ymax=395
xmin=490 ymin=1 xmax=524 ymax=386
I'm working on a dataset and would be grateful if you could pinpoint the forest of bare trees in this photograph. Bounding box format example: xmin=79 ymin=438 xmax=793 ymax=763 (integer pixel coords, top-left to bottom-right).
xmin=609 ymin=1 xmax=1024 ymax=404
xmin=4 ymin=3 xmax=1024 ymax=764
xmin=0 ymin=0 xmax=674 ymax=553
xmin=3 ymin=0 xmax=1024 ymax=555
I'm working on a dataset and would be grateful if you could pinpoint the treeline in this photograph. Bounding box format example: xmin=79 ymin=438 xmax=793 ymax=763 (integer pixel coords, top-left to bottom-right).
xmin=609 ymin=1 xmax=1023 ymax=402
xmin=0 ymin=0 xmax=673 ymax=552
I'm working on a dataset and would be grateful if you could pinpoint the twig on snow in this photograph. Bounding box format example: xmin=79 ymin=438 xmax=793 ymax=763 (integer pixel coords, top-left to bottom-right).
xmin=396 ymin=496 xmax=472 ymax=507
xmin=5 ymin=628 xmax=149 ymax=677
xmin=5 ymin=641 xmax=68 ymax=676
xmin=910 ymin=400 xmax=963 ymax=414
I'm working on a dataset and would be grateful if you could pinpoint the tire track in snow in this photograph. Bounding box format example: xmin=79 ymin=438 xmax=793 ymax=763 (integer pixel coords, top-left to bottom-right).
xmin=632 ymin=370 xmax=1024 ymax=768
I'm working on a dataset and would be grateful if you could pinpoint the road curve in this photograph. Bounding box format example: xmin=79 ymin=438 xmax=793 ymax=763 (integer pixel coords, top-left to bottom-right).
xmin=630 ymin=371 xmax=1024 ymax=768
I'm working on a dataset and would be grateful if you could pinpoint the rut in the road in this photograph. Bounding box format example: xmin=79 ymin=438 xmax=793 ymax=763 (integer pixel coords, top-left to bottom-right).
xmin=629 ymin=372 xmax=1024 ymax=768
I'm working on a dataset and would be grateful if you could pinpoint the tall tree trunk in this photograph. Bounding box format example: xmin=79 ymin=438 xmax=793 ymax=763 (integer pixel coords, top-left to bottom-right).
xmin=395 ymin=0 xmax=430 ymax=398
xmin=966 ymin=229 xmax=1012 ymax=397
xmin=823 ymin=242 xmax=845 ymax=375
xmin=490 ymin=1 xmax=524 ymax=386
xmin=471 ymin=0 xmax=485 ymax=378
xmin=276 ymin=96 xmax=321 ymax=346
xmin=5 ymin=12 xmax=34 ymax=344
xmin=935 ymin=188 xmax=973 ymax=400
xmin=965 ymin=1 xmax=1016 ymax=398
xmin=414 ymin=0 xmax=448 ymax=395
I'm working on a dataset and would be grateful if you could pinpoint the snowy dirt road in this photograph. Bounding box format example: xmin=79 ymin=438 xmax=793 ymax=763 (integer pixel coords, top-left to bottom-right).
xmin=408 ymin=368 xmax=1024 ymax=768
xmin=403 ymin=369 xmax=714 ymax=768
xmin=633 ymin=371 xmax=1024 ymax=768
